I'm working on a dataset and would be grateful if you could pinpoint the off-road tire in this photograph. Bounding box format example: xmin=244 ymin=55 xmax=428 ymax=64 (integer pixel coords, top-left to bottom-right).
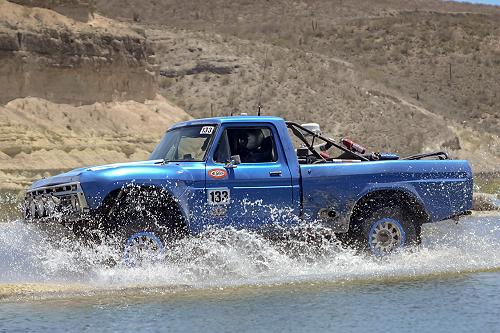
xmin=338 ymin=205 xmax=420 ymax=255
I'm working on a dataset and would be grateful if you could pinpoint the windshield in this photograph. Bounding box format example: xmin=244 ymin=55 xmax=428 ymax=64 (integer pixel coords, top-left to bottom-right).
xmin=149 ymin=125 xmax=216 ymax=162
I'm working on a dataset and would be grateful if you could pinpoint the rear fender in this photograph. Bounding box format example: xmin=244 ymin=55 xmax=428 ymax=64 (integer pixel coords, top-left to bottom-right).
xmin=349 ymin=186 xmax=430 ymax=229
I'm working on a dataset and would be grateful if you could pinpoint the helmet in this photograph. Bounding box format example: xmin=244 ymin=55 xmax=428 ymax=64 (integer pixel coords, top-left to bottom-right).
xmin=244 ymin=129 xmax=264 ymax=150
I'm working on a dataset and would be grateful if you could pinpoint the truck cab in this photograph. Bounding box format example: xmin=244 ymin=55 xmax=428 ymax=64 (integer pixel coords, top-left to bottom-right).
xmin=23 ymin=116 xmax=473 ymax=262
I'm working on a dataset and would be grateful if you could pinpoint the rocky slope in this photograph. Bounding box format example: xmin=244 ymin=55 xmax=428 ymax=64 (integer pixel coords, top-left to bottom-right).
xmin=8 ymin=0 xmax=95 ymax=22
xmin=96 ymin=0 xmax=500 ymax=172
xmin=1 ymin=0 xmax=499 ymax=190
xmin=0 ymin=0 xmax=156 ymax=104
xmin=0 ymin=96 xmax=190 ymax=189
xmin=0 ymin=0 xmax=190 ymax=189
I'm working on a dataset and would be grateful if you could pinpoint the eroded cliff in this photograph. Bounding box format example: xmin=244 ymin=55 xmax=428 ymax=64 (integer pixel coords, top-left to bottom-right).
xmin=0 ymin=0 xmax=156 ymax=104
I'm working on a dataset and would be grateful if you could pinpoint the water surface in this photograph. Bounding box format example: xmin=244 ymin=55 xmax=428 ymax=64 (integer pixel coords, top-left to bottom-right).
xmin=0 ymin=213 xmax=499 ymax=332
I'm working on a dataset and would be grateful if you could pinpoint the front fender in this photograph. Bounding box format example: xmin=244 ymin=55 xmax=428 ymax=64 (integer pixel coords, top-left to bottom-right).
xmin=78 ymin=163 xmax=200 ymax=226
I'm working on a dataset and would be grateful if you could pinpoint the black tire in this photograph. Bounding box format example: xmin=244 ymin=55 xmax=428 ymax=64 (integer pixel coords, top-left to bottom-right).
xmin=115 ymin=208 xmax=168 ymax=267
xmin=106 ymin=188 xmax=183 ymax=266
xmin=340 ymin=205 xmax=420 ymax=256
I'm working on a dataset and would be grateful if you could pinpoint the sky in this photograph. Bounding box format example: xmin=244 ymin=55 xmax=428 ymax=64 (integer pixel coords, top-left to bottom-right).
xmin=451 ymin=0 xmax=500 ymax=5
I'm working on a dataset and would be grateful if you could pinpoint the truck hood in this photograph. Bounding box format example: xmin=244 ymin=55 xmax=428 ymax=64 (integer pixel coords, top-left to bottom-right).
xmin=30 ymin=160 xmax=164 ymax=189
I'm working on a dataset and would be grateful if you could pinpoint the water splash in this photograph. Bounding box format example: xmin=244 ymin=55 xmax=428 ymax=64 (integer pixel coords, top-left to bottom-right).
xmin=0 ymin=211 xmax=499 ymax=296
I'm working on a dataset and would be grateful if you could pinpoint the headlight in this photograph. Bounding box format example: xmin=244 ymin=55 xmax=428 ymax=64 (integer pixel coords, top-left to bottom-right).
xmin=44 ymin=197 xmax=56 ymax=215
xmin=29 ymin=199 xmax=37 ymax=218
xmin=35 ymin=198 xmax=45 ymax=217
xmin=70 ymin=195 xmax=80 ymax=211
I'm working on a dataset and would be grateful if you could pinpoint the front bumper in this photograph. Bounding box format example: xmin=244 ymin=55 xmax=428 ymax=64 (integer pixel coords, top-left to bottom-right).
xmin=22 ymin=182 xmax=90 ymax=224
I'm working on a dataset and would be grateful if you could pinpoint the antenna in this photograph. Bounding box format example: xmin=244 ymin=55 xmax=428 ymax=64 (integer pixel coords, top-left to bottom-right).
xmin=256 ymin=48 xmax=269 ymax=116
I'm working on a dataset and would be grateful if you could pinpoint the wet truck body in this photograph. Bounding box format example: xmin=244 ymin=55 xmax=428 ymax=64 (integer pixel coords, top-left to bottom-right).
xmin=23 ymin=116 xmax=473 ymax=256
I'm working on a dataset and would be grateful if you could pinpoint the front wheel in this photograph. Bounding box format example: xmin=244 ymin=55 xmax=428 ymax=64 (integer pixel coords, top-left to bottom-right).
xmin=123 ymin=231 xmax=166 ymax=267
xmin=107 ymin=191 xmax=174 ymax=267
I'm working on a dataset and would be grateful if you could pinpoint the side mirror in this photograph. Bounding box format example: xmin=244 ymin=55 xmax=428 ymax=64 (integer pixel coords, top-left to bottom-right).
xmin=225 ymin=155 xmax=241 ymax=169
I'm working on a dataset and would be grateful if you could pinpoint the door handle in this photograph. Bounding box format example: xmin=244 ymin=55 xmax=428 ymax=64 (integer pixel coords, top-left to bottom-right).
xmin=269 ymin=171 xmax=282 ymax=177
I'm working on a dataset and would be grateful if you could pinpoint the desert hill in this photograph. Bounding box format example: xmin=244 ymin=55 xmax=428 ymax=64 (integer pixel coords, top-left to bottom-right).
xmin=96 ymin=0 xmax=500 ymax=172
xmin=1 ymin=0 xmax=499 ymax=190
xmin=0 ymin=0 xmax=190 ymax=189
xmin=0 ymin=0 xmax=157 ymax=104
xmin=0 ymin=96 xmax=189 ymax=189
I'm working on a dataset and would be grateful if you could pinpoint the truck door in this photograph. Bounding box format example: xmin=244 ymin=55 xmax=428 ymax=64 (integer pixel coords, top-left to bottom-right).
xmin=204 ymin=124 xmax=294 ymax=229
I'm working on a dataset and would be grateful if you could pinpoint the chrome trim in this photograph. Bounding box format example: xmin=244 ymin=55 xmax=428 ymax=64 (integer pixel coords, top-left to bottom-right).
xmin=24 ymin=182 xmax=88 ymax=220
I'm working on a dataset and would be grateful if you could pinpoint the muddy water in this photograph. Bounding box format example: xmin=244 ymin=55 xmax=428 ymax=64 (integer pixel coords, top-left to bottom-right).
xmin=0 ymin=209 xmax=499 ymax=332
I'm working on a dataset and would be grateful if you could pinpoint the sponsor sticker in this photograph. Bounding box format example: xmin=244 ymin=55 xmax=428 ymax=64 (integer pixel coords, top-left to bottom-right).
xmin=208 ymin=168 xmax=227 ymax=179
xmin=200 ymin=126 xmax=214 ymax=135
xmin=211 ymin=206 xmax=227 ymax=216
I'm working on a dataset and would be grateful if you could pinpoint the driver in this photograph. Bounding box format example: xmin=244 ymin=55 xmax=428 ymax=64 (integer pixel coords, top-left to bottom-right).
xmin=236 ymin=129 xmax=272 ymax=163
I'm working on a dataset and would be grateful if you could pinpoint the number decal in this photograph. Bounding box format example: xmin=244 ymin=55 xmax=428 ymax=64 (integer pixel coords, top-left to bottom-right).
xmin=200 ymin=126 xmax=214 ymax=135
xmin=207 ymin=188 xmax=230 ymax=205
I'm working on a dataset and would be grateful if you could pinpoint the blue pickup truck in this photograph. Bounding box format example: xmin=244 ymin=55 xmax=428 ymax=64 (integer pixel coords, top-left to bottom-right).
xmin=22 ymin=116 xmax=473 ymax=261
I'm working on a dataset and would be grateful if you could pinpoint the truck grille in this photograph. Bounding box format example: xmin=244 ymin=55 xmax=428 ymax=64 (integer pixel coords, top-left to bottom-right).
xmin=23 ymin=182 xmax=88 ymax=221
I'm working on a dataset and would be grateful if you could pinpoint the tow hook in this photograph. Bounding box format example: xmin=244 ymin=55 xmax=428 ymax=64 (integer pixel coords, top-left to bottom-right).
xmin=452 ymin=210 xmax=472 ymax=224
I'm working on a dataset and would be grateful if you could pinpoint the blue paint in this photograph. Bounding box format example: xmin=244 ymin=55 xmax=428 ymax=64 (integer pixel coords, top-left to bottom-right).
xmin=300 ymin=160 xmax=473 ymax=227
xmin=27 ymin=116 xmax=473 ymax=238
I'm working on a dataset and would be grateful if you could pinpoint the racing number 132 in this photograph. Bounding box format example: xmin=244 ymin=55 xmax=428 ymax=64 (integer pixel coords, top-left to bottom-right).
xmin=208 ymin=188 xmax=230 ymax=204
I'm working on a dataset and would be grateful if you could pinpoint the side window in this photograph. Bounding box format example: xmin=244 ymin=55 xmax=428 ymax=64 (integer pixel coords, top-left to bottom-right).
xmin=214 ymin=127 xmax=278 ymax=163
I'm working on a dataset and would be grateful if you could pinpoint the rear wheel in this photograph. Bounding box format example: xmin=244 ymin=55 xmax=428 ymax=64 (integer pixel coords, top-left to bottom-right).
xmin=342 ymin=205 xmax=419 ymax=256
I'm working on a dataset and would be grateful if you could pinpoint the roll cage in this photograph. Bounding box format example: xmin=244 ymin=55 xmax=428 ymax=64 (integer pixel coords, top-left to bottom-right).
xmin=285 ymin=121 xmax=449 ymax=164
